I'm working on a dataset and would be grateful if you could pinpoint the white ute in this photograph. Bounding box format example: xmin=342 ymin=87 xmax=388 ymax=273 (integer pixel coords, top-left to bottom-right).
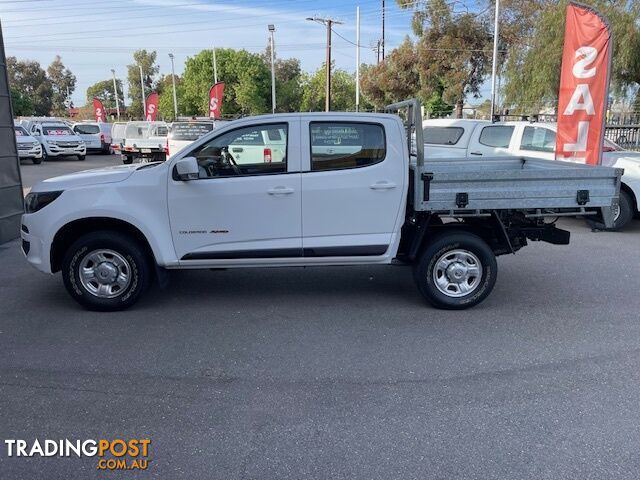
xmin=423 ymin=118 xmax=640 ymax=229
xmin=21 ymin=101 xmax=622 ymax=311
xmin=30 ymin=121 xmax=86 ymax=161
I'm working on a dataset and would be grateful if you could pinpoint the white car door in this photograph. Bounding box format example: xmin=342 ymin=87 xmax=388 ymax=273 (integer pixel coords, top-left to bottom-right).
xmin=168 ymin=120 xmax=302 ymax=262
xmin=467 ymin=124 xmax=517 ymax=157
xmin=300 ymin=118 xmax=405 ymax=257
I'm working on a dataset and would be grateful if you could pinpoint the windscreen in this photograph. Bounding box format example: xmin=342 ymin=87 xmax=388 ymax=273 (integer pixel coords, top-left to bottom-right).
xmin=74 ymin=124 xmax=100 ymax=134
xmin=14 ymin=126 xmax=27 ymax=136
xmin=169 ymin=122 xmax=213 ymax=141
xmin=43 ymin=126 xmax=73 ymax=136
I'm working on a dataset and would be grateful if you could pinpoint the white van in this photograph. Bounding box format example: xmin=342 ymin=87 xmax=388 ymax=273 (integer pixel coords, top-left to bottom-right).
xmin=72 ymin=122 xmax=112 ymax=154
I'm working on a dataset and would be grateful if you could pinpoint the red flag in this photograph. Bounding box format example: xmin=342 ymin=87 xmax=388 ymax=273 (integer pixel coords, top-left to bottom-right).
xmin=92 ymin=98 xmax=106 ymax=123
xmin=555 ymin=2 xmax=613 ymax=165
xmin=145 ymin=92 xmax=159 ymax=121
xmin=209 ymin=82 xmax=225 ymax=119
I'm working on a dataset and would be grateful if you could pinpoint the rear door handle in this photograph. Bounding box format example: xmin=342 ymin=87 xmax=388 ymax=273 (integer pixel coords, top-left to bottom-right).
xmin=267 ymin=186 xmax=294 ymax=195
xmin=370 ymin=181 xmax=397 ymax=190
xmin=470 ymin=151 xmax=483 ymax=156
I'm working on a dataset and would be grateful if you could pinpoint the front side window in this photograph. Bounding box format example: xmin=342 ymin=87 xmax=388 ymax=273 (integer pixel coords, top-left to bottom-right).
xmin=190 ymin=123 xmax=287 ymax=178
xmin=74 ymin=124 xmax=100 ymax=135
xmin=478 ymin=126 xmax=514 ymax=148
xmin=310 ymin=122 xmax=386 ymax=171
xmin=520 ymin=126 xmax=556 ymax=153
xmin=423 ymin=126 xmax=464 ymax=145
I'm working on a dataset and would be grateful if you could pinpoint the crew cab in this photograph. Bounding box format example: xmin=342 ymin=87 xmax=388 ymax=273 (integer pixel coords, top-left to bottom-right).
xmin=423 ymin=119 xmax=640 ymax=229
xmin=14 ymin=125 xmax=43 ymax=164
xmin=21 ymin=102 xmax=621 ymax=312
xmin=30 ymin=122 xmax=86 ymax=161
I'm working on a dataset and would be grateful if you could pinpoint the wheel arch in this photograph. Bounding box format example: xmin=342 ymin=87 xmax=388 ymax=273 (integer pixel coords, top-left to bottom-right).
xmin=50 ymin=217 xmax=157 ymax=273
xmin=620 ymin=182 xmax=638 ymax=213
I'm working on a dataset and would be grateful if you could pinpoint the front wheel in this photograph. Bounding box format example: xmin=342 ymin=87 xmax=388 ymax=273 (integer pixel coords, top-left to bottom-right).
xmin=62 ymin=231 xmax=151 ymax=311
xmin=78 ymin=154 xmax=86 ymax=161
xmin=32 ymin=156 xmax=43 ymax=165
xmin=413 ymin=231 xmax=497 ymax=309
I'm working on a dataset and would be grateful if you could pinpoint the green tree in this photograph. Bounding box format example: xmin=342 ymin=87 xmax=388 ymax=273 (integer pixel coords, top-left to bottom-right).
xmin=9 ymin=86 xmax=33 ymax=116
xmin=261 ymin=47 xmax=303 ymax=112
xmin=86 ymin=78 xmax=124 ymax=112
xmin=503 ymin=0 xmax=640 ymax=113
xmin=7 ymin=56 xmax=53 ymax=115
xmin=157 ymin=74 xmax=183 ymax=120
xmin=47 ymin=55 xmax=76 ymax=116
xmin=126 ymin=50 xmax=160 ymax=119
xmin=181 ymin=48 xmax=271 ymax=116
xmin=300 ymin=63 xmax=359 ymax=111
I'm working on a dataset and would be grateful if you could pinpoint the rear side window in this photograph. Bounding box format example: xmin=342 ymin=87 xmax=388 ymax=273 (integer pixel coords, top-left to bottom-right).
xmin=479 ymin=126 xmax=514 ymax=148
xmin=423 ymin=126 xmax=464 ymax=145
xmin=310 ymin=122 xmax=386 ymax=171
xmin=74 ymin=124 xmax=100 ymax=134
xmin=520 ymin=126 xmax=556 ymax=153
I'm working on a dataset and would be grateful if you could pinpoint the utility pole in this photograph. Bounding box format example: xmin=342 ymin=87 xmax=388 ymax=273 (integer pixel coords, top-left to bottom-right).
xmin=139 ymin=65 xmax=146 ymax=117
xmin=356 ymin=6 xmax=360 ymax=112
xmin=168 ymin=53 xmax=178 ymax=120
xmin=306 ymin=16 xmax=343 ymax=112
xmin=111 ymin=68 xmax=120 ymax=120
xmin=268 ymin=24 xmax=276 ymax=114
xmin=374 ymin=39 xmax=381 ymax=65
xmin=212 ymin=46 xmax=218 ymax=84
xmin=490 ymin=0 xmax=500 ymax=121
xmin=381 ymin=0 xmax=385 ymax=61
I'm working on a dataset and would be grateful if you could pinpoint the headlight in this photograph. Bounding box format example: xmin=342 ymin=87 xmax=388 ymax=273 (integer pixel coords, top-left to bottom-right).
xmin=79 ymin=141 xmax=85 ymax=146
xmin=24 ymin=191 xmax=63 ymax=213
xmin=47 ymin=140 xmax=57 ymax=145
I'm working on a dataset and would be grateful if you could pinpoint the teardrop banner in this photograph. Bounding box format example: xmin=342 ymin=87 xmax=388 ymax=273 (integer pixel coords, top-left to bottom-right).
xmin=93 ymin=98 xmax=107 ymax=123
xmin=145 ymin=92 xmax=159 ymax=121
xmin=555 ymin=2 xmax=613 ymax=165
xmin=209 ymin=82 xmax=225 ymax=119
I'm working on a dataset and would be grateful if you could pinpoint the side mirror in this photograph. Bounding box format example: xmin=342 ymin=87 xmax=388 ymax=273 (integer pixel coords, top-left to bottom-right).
xmin=175 ymin=156 xmax=199 ymax=181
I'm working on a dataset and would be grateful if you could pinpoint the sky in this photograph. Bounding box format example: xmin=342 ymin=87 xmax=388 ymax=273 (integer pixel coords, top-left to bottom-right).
xmin=1 ymin=0 xmax=425 ymax=106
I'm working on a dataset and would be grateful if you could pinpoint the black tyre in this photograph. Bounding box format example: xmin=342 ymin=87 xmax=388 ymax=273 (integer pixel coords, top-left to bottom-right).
xmin=62 ymin=231 xmax=151 ymax=311
xmin=42 ymin=149 xmax=49 ymax=161
xmin=123 ymin=156 xmax=133 ymax=165
xmin=78 ymin=155 xmax=86 ymax=161
xmin=413 ymin=231 xmax=497 ymax=309
xmin=32 ymin=156 xmax=43 ymax=165
xmin=607 ymin=190 xmax=633 ymax=231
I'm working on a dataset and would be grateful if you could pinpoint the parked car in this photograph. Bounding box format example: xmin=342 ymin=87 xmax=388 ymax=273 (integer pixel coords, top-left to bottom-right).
xmin=30 ymin=122 xmax=86 ymax=161
xmin=166 ymin=120 xmax=228 ymax=159
xmin=72 ymin=122 xmax=112 ymax=154
xmin=14 ymin=125 xmax=43 ymax=164
xmin=20 ymin=101 xmax=621 ymax=311
xmin=121 ymin=121 xmax=168 ymax=164
xmin=422 ymin=119 xmax=640 ymax=230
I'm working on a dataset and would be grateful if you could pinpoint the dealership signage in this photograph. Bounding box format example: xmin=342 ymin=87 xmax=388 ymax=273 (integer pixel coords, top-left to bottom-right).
xmin=209 ymin=82 xmax=225 ymax=119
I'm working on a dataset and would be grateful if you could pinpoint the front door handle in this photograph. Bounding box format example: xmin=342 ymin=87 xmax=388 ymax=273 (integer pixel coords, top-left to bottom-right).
xmin=470 ymin=151 xmax=483 ymax=156
xmin=267 ymin=186 xmax=294 ymax=195
xmin=370 ymin=181 xmax=397 ymax=190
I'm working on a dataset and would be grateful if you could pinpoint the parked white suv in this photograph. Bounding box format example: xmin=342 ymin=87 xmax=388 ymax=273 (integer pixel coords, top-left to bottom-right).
xmin=423 ymin=119 xmax=640 ymax=230
xmin=14 ymin=125 xmax=43 ymax=164
xmin=31 ymin=122 xmax=86 ymax=161
xmin=72 ymin=122 xmax=112 ymax=154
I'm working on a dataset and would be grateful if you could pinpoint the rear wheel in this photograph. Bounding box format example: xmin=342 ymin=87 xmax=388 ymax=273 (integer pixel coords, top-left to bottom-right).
xmin=413 ymin=231 xmax=497 ymax=309
xmin=607 ymin=190 xmax=633 ymax=231
xmin=122 ymin=155 xmax=133 ymax=165
xmin=62 ymin=231 xmax=151 ymax=311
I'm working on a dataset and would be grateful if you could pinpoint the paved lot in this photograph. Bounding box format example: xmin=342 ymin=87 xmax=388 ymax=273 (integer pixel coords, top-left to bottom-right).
xmin=2 ymin=156 xmax=640 ymax=479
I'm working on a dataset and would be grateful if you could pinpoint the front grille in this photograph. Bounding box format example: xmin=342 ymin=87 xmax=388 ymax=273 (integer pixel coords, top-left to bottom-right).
xmin=57 ymin=142 xmax=79 ymax=148
xmin=17 ymin=144 xmax=34 ymax=150
xmin=22 ymin=239 xmax=30 ymax=256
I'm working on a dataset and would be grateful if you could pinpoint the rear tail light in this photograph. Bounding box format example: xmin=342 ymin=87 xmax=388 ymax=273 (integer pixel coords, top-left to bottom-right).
xmin=165 ymin=138 xmax=169 ymax=155
xmin=100 ymin=134 xmax=105 ymax=142
xmin=263 ymin=148 xmax=272 ymax=163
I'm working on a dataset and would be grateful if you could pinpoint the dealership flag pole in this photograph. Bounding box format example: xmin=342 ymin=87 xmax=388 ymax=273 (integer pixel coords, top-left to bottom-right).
xmin=489 ymin=0 xmax=500 ymax=121
xmin=212 ymin=47 xmax=218 ymax=84
xmin=356 ymin=6 xmax=360 ymax=112
xmin=139 ymin=65 xmax=146 ymax=118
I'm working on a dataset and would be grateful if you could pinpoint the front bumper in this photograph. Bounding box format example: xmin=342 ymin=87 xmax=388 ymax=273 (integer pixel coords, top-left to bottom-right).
xmin=18 ymin=146 xmax=43 ymax=159
xmin=20 ymin=217 xmax=51 ymax=274
xmin=45 ymin=145 xmax=86 ymax=157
